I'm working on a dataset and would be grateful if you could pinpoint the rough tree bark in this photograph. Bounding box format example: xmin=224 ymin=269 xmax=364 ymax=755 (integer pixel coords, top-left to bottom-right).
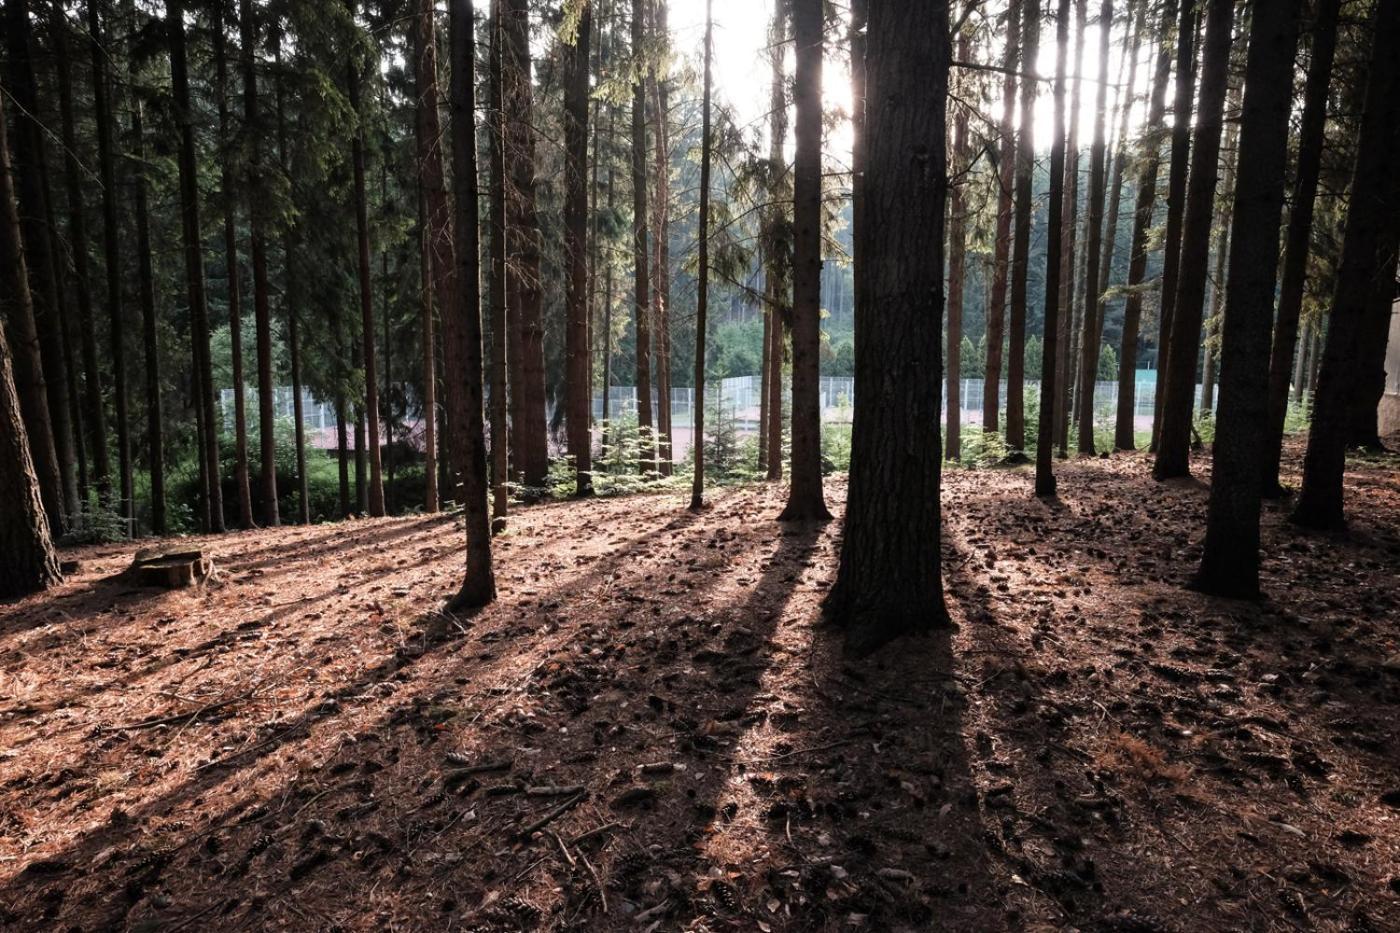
xmin=488 ymin=0 xmax=509 ymax=525
xmin=650 ymin=0 xmax=674 ymax=474
xmin=1195 ymin=0 xmax=1302 ymax=597
xmin=629 ymin=0 xmax=655 ymax=474
xmin=1154 ymin=0 xmax=1234 ymax=480
xmin=169 ymin=0 xmax=224 ymax=531
xmin=1055 ymin=0 xmax=1084 ymax=459
xmin=1292 ymin=0 xmax=1400 ymax=529
xmin=1007 ymin=0 xmax=1041 ymax=453
xmin=2 ymin=0 xmax=79 ymax=527
xmin=825 ymin=0 xmax=950 ymax=652
xmin=274 ymin=42 xmax=309 ymax=525
xmin=779 ymin=0 xmax=830 ymax=521
xmin=1037 ymin=0 xmax=1071 ymax=497
xmin=565 ymin=1 xmax=593 ymax=496
xmin=1113 ymin=0 xmax=1176 ymax=450
xmin=445 ymin=0 xmax=496 ymax=609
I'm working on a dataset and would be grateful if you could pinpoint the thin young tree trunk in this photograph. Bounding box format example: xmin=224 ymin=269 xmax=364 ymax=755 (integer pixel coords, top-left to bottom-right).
xmin=336 ymin=390 xmax=350 ymax=517
xmin=1150 ymin=0 xmax=1198 ymax=450
xmin=169 ymin=0 xmax=224 ymax=531
xmin=127 ymin=0 xmax=163 ymax=534
xmin=53 ymin=8 xmax=112 ymax=505
xmin=983 ymin=0 xmax=1021 ymax=436
xmin=601 ymin=97 xmax=616 ymax=458
xmin=779 ymin=0 xmax=830 ymax=521
xmin=825 ymin=0 xmax=950 ymax=652
xmin=1094 ymin=0 xmax=1143 ymax=431
xmin=1075 ymin=0 xmax=1114 ymax=454
xmin=764 ymin=0 xmax=790 ymax=480
xmin=446 ymin=0 xmax=497 ymax=609
xmin=1291 ymin=319 xmax=1311 ymax=406
xmin=1055 ymin=0 xmax=1084 ymax=458
xmin=1007 ymin=0 xmax=1042 ymax=454
xmin=650 ymin=0 xmax=674 ymax=475
xmin=239 ymin=0 xmax=279 ymax=525
xmin=3 ymin=0 xmax=79 ymax=526
xmin=418 ymin=191 xmax=438 ymax=512
xmin=565 ymin=1 xmax=593 ymax=495
xmin=690 ymin=0 xmax=713 ymax=510
xmin=1037 ymin=0 xmax=1071 ymax=496
xmin=214 ymin=2 xmax=255 ymax=528
xmin=274 ymin=42 xmax=309 ymax=524
xmin=947 ymin=30 xmax=970 ymax=462
xmin=1263 ymin=0 xmax=1341 ymax=490
xmin=87 ymin=0 xmax=132 ymax=530
xmin=1196 ymin=0 xmax=1302 ymax=597
xmin=1114 ymin=0 xmax=1176 ymax=450
xmin=414 ymin=0 xmax=451 ymax=511
xmin=629 ymin=0 xmax=655 ymax=475
xmin=1200 ymin=231 xmax=1226 ymax=413
xmin=488 ymin=0 xmax=509 ymax=524
xmin=1154 ymin=0 xmax=1235 ymax=480
xmin=345 ymin=0 xmax=385 ymax=517
xmin=502 ymin=0 xmax=548 ymax=490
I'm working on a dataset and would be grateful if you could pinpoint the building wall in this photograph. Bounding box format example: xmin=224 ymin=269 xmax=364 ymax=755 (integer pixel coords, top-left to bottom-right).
xmin=1381 ymin=299 xmax=1400 ymax=436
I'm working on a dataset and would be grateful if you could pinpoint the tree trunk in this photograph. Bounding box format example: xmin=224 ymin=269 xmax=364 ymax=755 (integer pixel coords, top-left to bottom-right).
xmin=344 ymin=0 xmax=385 ymax=517
xmin=127 ymin=0 xmax=164 ymax=534
xmin=983 ymin=0 xmax=1021 ymax=436
xmin=1288 ymin=0 xmax=1400 ymax=529
xmin=1347 ymin=228 xmax=1400 ymax=449
xmin=825 ymin=0 xmax=950 ymax=652
xmin=1007 ymin=0 xmax=1041 ymax=454
xmin=214 ymin=2 xmax=255 ymax=528
xmin=414 ymin=0 xmax=451 ymax=512
xmin=446 ymin=0 xmax=496 ymax=609
xmin=488 ymin=0 xmax=509 ymax=524
xmin=3 ymin=0 xmax=79 ymax=527
xmin=1037 ymin=0 xmax=1071 ymax=496
xmin=565 ymin=1 xmax=593 ymax=496
xmin=779 ymin=0 xmax=830 ymax=521
xmin=1075 ymin=0 xmax=1113 ymax=454
xmin=238 ymin=0 xmax=279 ymax=525
xmin=1154 ymin=0 xmax=1234 ymax=480
xmin=1055 ymin=0 xmax=1084 ymax=459
xmin=765 ymin=0 xmax=790 ymax=480
xmin=418 ymin=190 xmax=438 ymax=513
xmin=1150 ymin=0 xmax=1198 ymax=450
xmin=502 ymin=0 xmax=548 ymax=490
xmin=0 ymin=44 xmax=64 ymax=539
xmin=87 ymin=0 xmax=132 ymax=530
xmin=1114 ymin=0 xmax=1176 ymax=450
xmin=628 ymin=0 xmax=655 ymax=475
xmin=0 ymin=246 xmax=60 ymax=597
xmin=274 ymin=42 xmax=309 ymax=525
xmin=53 ymin=8 xmax=112 ymax=506
xmin=169 ymin=0 xmax=224 ymax=531
xmin=947 ymin=31 xmax=970 ymax=462
xmin=1096 ymin=0 xmax=1144 ymax=416
xmin=1195 ymin=0 xmax=1302 ymax=597
xmin=650 ymin=0 xmax=674 ymax=475
xmin=690 ymin=0 xmax=713 ymax=510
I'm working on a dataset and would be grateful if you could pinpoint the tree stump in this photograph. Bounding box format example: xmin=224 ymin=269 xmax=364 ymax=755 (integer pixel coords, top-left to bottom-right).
xmin=126 ymin=547 xmax=212 ymax=589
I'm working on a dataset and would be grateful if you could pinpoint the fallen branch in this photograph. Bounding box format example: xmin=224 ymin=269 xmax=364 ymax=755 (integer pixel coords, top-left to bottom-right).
xmin=514 ymin=791 xmax=587 ymax=840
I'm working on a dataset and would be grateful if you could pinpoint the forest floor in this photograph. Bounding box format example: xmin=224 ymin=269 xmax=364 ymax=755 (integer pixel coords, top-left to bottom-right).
xmin=2 ymin=439 xmax=1398 ymax=932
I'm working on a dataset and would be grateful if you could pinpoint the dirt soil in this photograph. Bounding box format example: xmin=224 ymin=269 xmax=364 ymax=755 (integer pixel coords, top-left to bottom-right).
xmin=2 ymin=442 xmax=1398 ymax=932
